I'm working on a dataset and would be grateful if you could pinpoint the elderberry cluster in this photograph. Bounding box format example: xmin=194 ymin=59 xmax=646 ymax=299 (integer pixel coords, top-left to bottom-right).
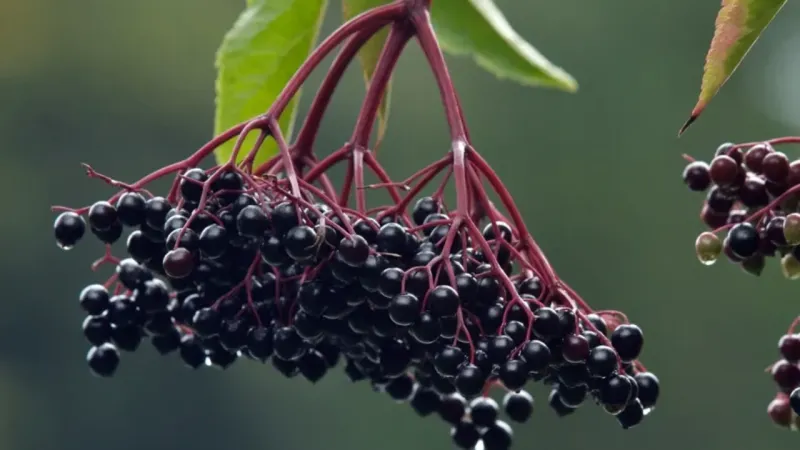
xmin=682 ymin=142 xmax=800 ymax=276
xmin=54 ymin=160 xmax=659 ymax=449
xmin=768 ymin=332 xmax=800 ymax=429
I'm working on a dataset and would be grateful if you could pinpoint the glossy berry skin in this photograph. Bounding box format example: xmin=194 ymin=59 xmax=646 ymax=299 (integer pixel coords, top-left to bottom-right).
xmin=79 ymin=284 xmax=110 ymax=316
xmin=179 ymin=168 xmax=208 ymax=202
xmin=520 ymin=340 xmax=551 ymax=372
xmin=388 ymin=293 xmax=420 ymax=327
xmin=412 ymin=197 xmax=439 ymax=226
xmin=790 ymin=388 xmax=800 ymax=415
xmin=284 ymin=226 xmax=318 ymax=261
xmin=481 ymin=420 xmax=513 ymax=450
xmin=587 ymin=345 xmax=618 ymax=377
xmin=410 ymin=388 xmax=441 ymax=417
xmin=273 ymin=326 xmax=306 ymax=361
xmin=82 ymin=315 xmax=112 ymax=346
xmin=434 ymin=346 xmax=466 ymax=377
xmin=199 ymin=225 xmax=228 ymax=259
xmin=54 ymin=212 xmax=86 ymax=248
xmin=338 ymin=235 xmax=370 ymax=267
xmin=469 ymin=397 xmax=499 ymax=427
xmin=236 ymin=205 xmax=269 ymax=238
xmin=115 ymin=192 xmax=146 ymax=226
xmin=438 ymin=394 xmax=467 ymax=425
xmin=709 ymin=155 xmax=739 ymax=186
xmin=763 ymin=151 xmax=790 ymax=183
xmin=455 ymin=364 xmax=486 ymax=398
xmin=726 ymin=223 xmax=760 ymax=260
xmin=779 ymin=334 xmax=800 ymax=363
xmin=503 ymin=391 xmax=534 ymax=423
xmin=611 ymin=324 xmax=644 ymax=363
xmin=682 ymin=161 xmax=711 ymax=191
xmin=428 ymin=285 xmax=460 ymax=318
xmin=617 ymin=399 xmax=645 ymax=429
xmin=635 ymin=372 xmax=660 ymax=408
xmin=562 ymin=334 xmax=590 ymax=363
xmin=451 ymin=421 xmax=480 ymax=449
xmin=163 ymin=248 xmax=194 ymax=279
xmin=499 ymin=359 xmax=528 ymax=391
xmin=88 ymin=201 xmax=119 ymax=231
xmin=87 ymin=343 xmax=120 ymax=377
xmin=771 ymin=359 xmax=800 ymax=392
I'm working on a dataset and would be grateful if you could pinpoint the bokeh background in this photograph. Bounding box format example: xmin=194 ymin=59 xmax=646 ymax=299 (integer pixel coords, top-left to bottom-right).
xmin=2 ymin=1 xmax=800 ymax=449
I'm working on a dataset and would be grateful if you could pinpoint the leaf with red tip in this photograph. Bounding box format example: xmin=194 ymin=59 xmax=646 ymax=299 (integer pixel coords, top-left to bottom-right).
xmin=342 ymin=0 xmax=392 ymax=150
xmin=680 ymin=0 xmax=786 ymax=136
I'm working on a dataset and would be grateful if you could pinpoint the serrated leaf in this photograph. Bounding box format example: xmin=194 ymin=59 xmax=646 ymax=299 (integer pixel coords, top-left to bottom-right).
xmin=214 ymin=0 xmax=328 ymax=165
xmin=430 ymin=0 xmax=577 ymax=92
xmin=679 ymin=0 xmax=786 ymax=135
xmin=343 ymin=0 xmax=392 ymax=148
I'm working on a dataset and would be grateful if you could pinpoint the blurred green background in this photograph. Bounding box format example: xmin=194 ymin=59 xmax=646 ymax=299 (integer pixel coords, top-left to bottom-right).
xmin=3 ymin=0 xmax=800 ymax=449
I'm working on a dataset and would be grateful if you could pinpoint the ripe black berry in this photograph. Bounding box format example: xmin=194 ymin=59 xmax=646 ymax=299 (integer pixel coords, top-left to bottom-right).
xmin=273 ymin=326 xmax=306 ymax=361
xmin=520 ymin=340 xmax=551 ymax=372
xmin=237 ymin=205 xmax=269 ymax=238
xmin=503 ymin=390 xmax=534 ymax=423
xmin=587 ymin=345 xmax=618 ymax=377
xmin=610 ymin=324 xmax=644 ymax=363
xmin=410 ymin=388 xmax=441 ymax=417
xmin=451 ymin=421 xmax=480 ymax=449
xmin=79 ymin=284 xmax=110 ymax=316
xmin=726 ymin=222 xmax=760 ymax=260
xmin=455 ymin=364 xmax=486 ymax=398
xmin=503 ymin=321 xmax=527 ymax=345
xmin=87 ymin=343 xmax=120 ymax=377
xmin=434 ymin=346 xmax=466 ymax=377
xmin=192 ymin=307 xmax=221 ymax=337
xmin=376 ymin=223 xmax=407 ymax=254
xmin=779 ymin=334 xmax=800 ymax=363
xmin=499 ymin=359 xmax=528 ymax=391
xmin=88 ymin=201 xmax=119 ymax=231
xmin=246 ymin=326 xmax=274 ymax=361
xmin=481 ymin=420 xmax=513 ymax=450
xmin=790 ymin=388 xmax=800 ymax=415
xmin=616 ymin=398 xmax=645 ymax=429
xmin=438 ymin=393 xmax=467 ymax=425
xmin=284 ymin=225 xmax=318 ymax=261
xmin=682 ymin=161 xmax=711 ymax=191
xmin=388 ymin=293 xmax=420 ymax=326
xmin=163 ymin=248 xmax=195 ymax=279
xmin=385 ymin=374 xmax=415 ymax=401
xmin=54 ymin=211 xmax=87 ymax=249
xmin=470 ymin=397 xmax=499 ymax=427
xmin=338 ymin=235 xmax=370 ymax=267
xmin=428 ymin=285 xmax=460 ymax=318
xmin=180 ymin=168 xmax=208 ymax=202
xmin=532 ymin=307 xmax=560 ymax=339
xmin=82 ymin=315 xmax=112 ymax=346
xmin=412 ymin=196 xmax=440 ymax=226
xmin=115 ymin=192 xmax=146 ymax=226
xmin=635 ymin=371 xmax=660 ymax=408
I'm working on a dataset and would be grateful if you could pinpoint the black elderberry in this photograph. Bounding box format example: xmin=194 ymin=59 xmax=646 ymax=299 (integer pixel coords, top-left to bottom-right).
xmin=587 ymin=313 xmax=608 ymax=335
xmin=428 ymin=285 xmax=460 ymax=318
xmin=88 ymin=201 xmax=119 ymax=231
xmin=163 ymin=248 xmax=194 ymax=279
xmin=454 ymin=273 xmax=478 ymax=305
xmin=434 ymin=346 xmax=466 ymax=377
xmin=82 ymin=315 xmax=112 ymax=346
xmin=297 ymin=349 xmax=328 ymax=383
xmin=610 ymin=324 xmax=644 ymax=363
xmin=144 ymin=197 xmax=170 ymax=229
xmin=503 ymin=321 xmax=527 ymax=346
xmin=499 ymin=359 xmax=528 ymax=391
xmin=192 ymin=307 xmax=221 ymax=337
xmin=162 ymin=214 xmax=188 ymax=238
xmin=682 ymin=161 xmax=712 ymax=191
xmin=378 ymin=267 xmax=404 ymax=298
xmin=116 ymin=258 xmax=150 ymax=290
xmin=558 ymin=384 xmax=588 ymax=408
xmin=111 ymin=324 xmax=143 ymax=352
xmin=520 ymin=339 xmax=551 ymax=372
xmin=87 ymin=343 xmax=120 ymax=377
xmin=503 ymin=390 xmax=534 ymax=423
xmin=376 ymin=222 xmax=407 ymax=255
xmin=115 ymin=192 xmax=146 ymax=226
xmin=237 ymin=205 xmax=269 ymax=238
xmin=385 ymin=374 xmax=415 ymax=401
xmin=562 ymin=334 xmax=590 ymax=363
xmin=455 ymin=364 xmax=486 ymax=398
xmin=246 ymin=326 xmax=274 ymax=361
xmin=790 ymin=388 xmax=800 ymax=415
xmin=469 ymin=397 xmax=499 ymax=427
xmin=779 ymin=334 xmax=800 ymax=363
xmin=293 ymin=310 xmax=323 ymax=341
xmin=207 ymin=344 xmax=238 ymax=370
xmin=179 ymin=168 xmax=208 ymax=202
xmin=273 ymin=326 xmax=306 ymax=361
xmin=359 ymin=254 xmax=387 ymax=292
xmin=439 ymin=393 xmax=468 ymax=425
xmin=451 ymin=421 xmax=481 ymax=449
xmin=481 ymin=420 xmax=513 ymax=450
xmin=136 ymin=278 xmax=170 ymax=313
xmin=271 ymin=356 xmax=300 ymax=378
xmin=763 ymin=151 xmax=790 ymax=183
xmin=413 ymin=197 xmax=440 ymax=226
xmin=600 ymin=373 xmax=633 ymax=407
xmin=380 ymin=338 xmax=412 ymax=377
xmin=410 ymin=388 xmax=441 ymax=416
xmin=177 ymin=334 xmax=206 ymax=369
xmin=151 ymin=328 xmax=181 ymax=355
xmin=487 ymin=335 xmax=515 ymax=365
xmin=144 ymin=310 xmax=174 ymax=335
xmin=283 ymin=225 xmax=318 ymax=261
xmin=410 ymin=311 xmax=441 ymax=344
xmin=517 ymin=276 xmax=542 ymax=298
xmin=547 ymin=388 xmax=576 ymax=417
xmin=634 ymin=371 xmax=660 ymax=408
xmin=165 ymin=228 xmax=198 ymax=253
xmin=107 ymin=295 xmax=138 ymax=326
xmin=726 ymin=222 xmax=761 ymax=259
xmin=79 ymin=284 xmax=110 ymax=316
xmin=587 ymin=345 xmax=618 ymax=377
xmin=54 ymin=211 xmax=86 ymax=249
xmin=388 ymin=293 xmax=420 ymax=326
xmin=481 ymin=303 xmax=504 ymax=334
xmin=532 ymin=307 xmax=561 ymax=339
xmin=556 ymin=363 xmax=589 ymax=388
xmin=337 ymin=235 xmax=370 ymax=267
xmin=616 ymin=398 xmax=645 ymax=429
xmin=126 ymin=230 xmax=157 ymax=263
xmin=219 ymin=318 xmax=249 ymax=351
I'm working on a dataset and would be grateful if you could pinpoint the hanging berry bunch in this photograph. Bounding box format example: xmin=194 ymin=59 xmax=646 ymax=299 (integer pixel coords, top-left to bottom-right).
xmin=52 ymin=0 xmax=659 ymax=447
xmin=681 ymin=138 xmax=800 ymax=429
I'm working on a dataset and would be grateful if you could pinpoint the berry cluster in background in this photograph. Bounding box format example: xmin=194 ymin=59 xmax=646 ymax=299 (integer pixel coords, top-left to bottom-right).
xmin=52 ymin=2 xmax=659 ymax=448
xmin=681 ymin=138 xmax=800 ymax=428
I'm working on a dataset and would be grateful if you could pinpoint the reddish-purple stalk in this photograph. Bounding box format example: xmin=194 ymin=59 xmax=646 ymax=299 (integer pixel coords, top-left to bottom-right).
xmin=55 ymin=0 xmax=649 ymax=384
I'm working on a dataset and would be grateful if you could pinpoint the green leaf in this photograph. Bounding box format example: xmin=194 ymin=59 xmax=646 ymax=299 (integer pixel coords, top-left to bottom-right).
xmin=343 ymin=0 xmax=392 ymax=148
xmin=214 ymin=0 xmax=328 ymax=165
xmin=430 ymin=0 xmax=577 ymax=92
xmin=679 ymin=0 xmax=786 ymax=135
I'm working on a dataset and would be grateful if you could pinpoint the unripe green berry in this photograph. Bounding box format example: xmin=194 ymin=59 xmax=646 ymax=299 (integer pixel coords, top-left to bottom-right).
xmin=695 ymin=232 xmax=722 ymax=266
xmin=784 ymin=213 xmax=800 ymax=245
xmin=781 ymin=253 xmax=800 ymax=280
